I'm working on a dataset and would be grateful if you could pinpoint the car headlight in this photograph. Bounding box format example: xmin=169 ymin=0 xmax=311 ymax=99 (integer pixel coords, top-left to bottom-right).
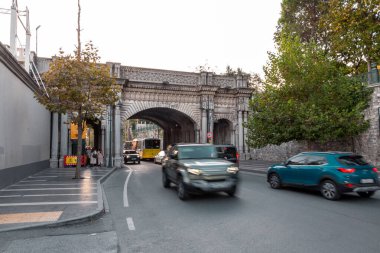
xmin=126 ymin=155 xmax=130 ymax=158
xmin=227 ymin=166 xmax=239 ymax=174
xmin=187 ymin=168 xmax=202 ymax=175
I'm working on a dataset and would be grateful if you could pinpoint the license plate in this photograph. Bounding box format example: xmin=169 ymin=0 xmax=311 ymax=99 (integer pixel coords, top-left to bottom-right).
xmin=210 ymin=182 xmax=225 ymax=188
xmin=361 ymin=179 xmax=374 ymax=184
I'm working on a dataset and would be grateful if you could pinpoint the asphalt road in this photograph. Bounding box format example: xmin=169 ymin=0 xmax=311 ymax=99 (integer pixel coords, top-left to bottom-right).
xmin=1 ymin=161 xmax=380 ymax=253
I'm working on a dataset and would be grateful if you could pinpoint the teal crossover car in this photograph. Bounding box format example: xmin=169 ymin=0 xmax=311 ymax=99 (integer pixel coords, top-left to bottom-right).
xmin=267 ymin=152 xmax=380 ymax=200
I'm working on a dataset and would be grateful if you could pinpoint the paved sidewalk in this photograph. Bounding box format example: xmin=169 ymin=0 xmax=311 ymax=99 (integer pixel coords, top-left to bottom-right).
xmin=0 ymin=166 xmax=116 ymax=232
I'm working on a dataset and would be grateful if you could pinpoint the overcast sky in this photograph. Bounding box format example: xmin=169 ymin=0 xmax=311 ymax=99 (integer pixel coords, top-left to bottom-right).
xmin=0 ymin=0 xmax=282 ymax=76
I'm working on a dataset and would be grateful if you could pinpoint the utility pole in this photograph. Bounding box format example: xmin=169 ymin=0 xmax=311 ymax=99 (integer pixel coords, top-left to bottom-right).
xmin=35 ymin=25 xmax=41 ymax=55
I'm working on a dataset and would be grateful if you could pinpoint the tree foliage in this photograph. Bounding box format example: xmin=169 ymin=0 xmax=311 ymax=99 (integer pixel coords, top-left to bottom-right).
xmin=246 ymin=36 xmax=371 ymax=148
xmin=275 ymin=0 xmax=327 ymax=46
xmin=36 ymin=0 xmax=120 ymax=178
xmin=38 ymin=43 xmax=119 ymax=117
xmin=36 ymin=42 xmax=120 ymax=177
xmin=320 ymin=0 xmax=380 ymax=73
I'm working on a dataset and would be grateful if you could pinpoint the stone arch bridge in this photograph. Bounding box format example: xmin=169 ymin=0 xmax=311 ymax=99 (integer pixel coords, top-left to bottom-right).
xmin=39 ymin=60 xmax=252 ymax=168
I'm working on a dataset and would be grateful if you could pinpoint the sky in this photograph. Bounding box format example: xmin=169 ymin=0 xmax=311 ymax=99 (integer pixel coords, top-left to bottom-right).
xmin=0 ymin=0 xmax=282 ymax=76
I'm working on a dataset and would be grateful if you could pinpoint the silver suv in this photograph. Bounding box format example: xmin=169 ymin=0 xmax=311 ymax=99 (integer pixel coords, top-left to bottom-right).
xmin=162 ymin=144 xmax=239 ymax=200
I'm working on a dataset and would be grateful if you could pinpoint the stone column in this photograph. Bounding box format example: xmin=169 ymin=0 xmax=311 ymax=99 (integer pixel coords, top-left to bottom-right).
xmin=195 ymin=127 xmax=200 ymax=143
xmin=201 ymin=109 xmax=207 ymax=143
xmin=231 ymin=123 xmax=236 ymax=146
xmin=101 ymin=119 xmax=106 ymax=165
xmin=114 ymin=104 xmax=122 ymax=168
xmin=50 ymin=112 xmax=59 ymax=168
xmin=238 ymin=111 xmax=243 ymax=154
xmin=208 ymin=110 xmax=214 ymax=143
xmin=59 ymin=114 xmax=68 ymax=168
xmin=105 ymin=106 xmax=112 ymax=167
xmin=243 ymin=111 xmax=248 ymax=154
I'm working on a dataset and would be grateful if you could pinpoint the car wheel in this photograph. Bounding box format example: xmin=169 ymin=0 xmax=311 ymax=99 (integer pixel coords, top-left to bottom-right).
xmin=138 ymin=160 xmax=140 ymax=164
xmin=320 ymin=180 xmax=341 ymax=200
xmin=357 ymin=191 xmax=375 ymax=198
xmin=177 ymin=177 xmax=189 ymax=200
xmin=268 ymin=173 xmax=281 ymax=189
xmin=226 ymin=185 xmax=237 ymax=197
xmin=162 ymin=170 xmax=170 ymax=188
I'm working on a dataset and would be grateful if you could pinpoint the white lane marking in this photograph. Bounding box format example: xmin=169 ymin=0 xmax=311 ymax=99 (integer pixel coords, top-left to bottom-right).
xmin=23 ymin=193 xmax=97 ymax=197
xmin=126 ymin=217 xmax=135 ymax=230
xmin=28 ymin=176 xmax=58 ymax=178
xmin=0 ymin=201 xmax=97 ymax=207
xmin=20 ymin=180 xmax=47 ymax=182
xmin=0 ymin=187 xmax=97 ymax=191
xmin=123 ymin=170 xmax=133 ymax=207
xmin=0 ymin=193 xmax=96 ymax=198
xmin=13 ymin=183 xmax=97 ymax=186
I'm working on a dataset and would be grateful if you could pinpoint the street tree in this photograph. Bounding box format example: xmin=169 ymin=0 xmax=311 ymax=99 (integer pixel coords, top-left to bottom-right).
xmin=35 ymin=0 xmax=120 ymax=179
xmin=320 ymin=0 xmax=380 ymax=74
xmin=246 ymin=35 xmax=371 ymax=148
xmin=275 ymin=0 xmax=327 ymax=46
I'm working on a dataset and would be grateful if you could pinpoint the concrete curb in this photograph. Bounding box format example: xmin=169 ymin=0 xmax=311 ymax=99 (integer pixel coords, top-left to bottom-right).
xmin=0 ymin=167 xmax=118 ymax=233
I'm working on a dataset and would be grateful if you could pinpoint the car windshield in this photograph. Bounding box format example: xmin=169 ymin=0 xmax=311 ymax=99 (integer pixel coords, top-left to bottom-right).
xmin=217 ymin=146 xmax=236 ymax=159
xmin=338 ymin=155 xmax=369 ymax=166
xmin=178 ymin=146 xmax=217 ymax=159
xmin=145 ymin=139 xmax=160 ymax=149
xmin=124 ymin=150 xmax=137 ymax=154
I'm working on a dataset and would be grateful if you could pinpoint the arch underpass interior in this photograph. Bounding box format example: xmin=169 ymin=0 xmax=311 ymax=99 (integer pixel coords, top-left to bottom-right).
xmin=128 ymin=108 xmax=196 ymax=149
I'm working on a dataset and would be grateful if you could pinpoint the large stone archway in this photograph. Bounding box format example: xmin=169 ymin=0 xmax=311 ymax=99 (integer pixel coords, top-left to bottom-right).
xmin=126 ymin=107 xmax=197 ymax=149
xmin=39 ymin=59 xmax=253 ymax=168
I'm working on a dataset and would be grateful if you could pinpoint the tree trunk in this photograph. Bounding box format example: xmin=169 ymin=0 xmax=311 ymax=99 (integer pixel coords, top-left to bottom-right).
xmin=75 ymin=115 xmax=83 ymax=179
xmin=77 ymin=0 xmax=81 ymax=60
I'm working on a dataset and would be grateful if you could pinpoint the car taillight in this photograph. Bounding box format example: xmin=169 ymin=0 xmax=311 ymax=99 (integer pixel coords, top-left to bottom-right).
xmin=373 ymin=168 xmax=378 ymax=173
xmin=236 ymin=152 xmax=240 ymax=160
xmin=338 ymin=168 xmax=356 ymax=173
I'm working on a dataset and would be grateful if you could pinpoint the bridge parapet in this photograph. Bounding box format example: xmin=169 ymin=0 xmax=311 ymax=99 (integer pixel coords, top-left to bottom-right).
xmin=118 ymin=64 xmax=240 ymax=88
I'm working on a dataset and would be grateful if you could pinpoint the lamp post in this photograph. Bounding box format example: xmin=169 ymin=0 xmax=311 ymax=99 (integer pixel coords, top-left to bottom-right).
xmin=35 ymin=25 xmax=41 ymax=56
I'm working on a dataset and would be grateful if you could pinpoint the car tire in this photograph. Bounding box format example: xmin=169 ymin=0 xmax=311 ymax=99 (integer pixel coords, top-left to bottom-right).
xmin=138 ymin=160 xmax=140 ymax=164
xmin=268 ymin=173 xmax=281 ymax=189
xmin=226 ymin=186 xmax=237 ymax=197
xmin=357 ymin=191 xmax=375 ymax=198
xmin=320 ymin=180 xmax=341 ymax=200
xmin=162 ymin=170 xmax=170 ymax=188
xmin=177 ymin=177 xmax=189 ymax=200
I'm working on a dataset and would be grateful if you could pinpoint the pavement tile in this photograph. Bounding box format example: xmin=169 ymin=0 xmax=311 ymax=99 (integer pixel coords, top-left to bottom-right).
xmin=0 ymin=166 xmax=114 ymax=232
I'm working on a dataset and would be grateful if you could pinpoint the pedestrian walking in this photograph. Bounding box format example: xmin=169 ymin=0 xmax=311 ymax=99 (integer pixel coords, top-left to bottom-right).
xmin=97 ymin=149 xmax=104 ymax=167
xmin=86 ymin=147 xmax=91 ymax=167
xmin=90 ymin=147 xmax=97 ymax=167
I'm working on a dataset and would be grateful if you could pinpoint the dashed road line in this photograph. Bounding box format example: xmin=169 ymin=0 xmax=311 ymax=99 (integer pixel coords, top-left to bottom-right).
xmin=126 ymin=217 xmax=135 ymax=230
